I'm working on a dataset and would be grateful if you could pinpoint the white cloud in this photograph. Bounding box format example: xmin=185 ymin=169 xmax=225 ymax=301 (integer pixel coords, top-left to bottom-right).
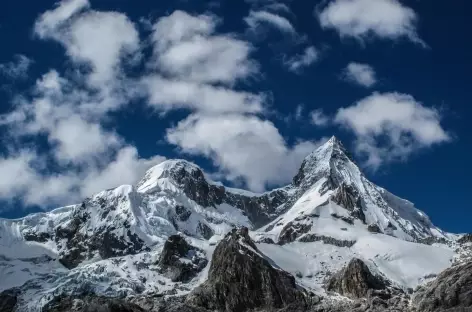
xmin=264 ymin=3 xmax=292 ymax=14
xmin=142 ymin=76 xmax=264 ymax=114
xmin=343 ymin=62 xmax=377 ymax=88
xmin=0 ymin=0 xmax=164 ymax=208
xmin=142 ymin=10 xmax=264 ymax=115
xmin=284 ymin=46 xmax=319 ymax=73
xmin=167 ymin=114 xmax=320 ymax=192
xmin=335 ymin=92 xmax=451 ymax=169
xmin=0 ymin=55 xmax=33 ymax=80
xmin=318 ymin=0 xmax=424 ymax=45
xmin=245 ymin=10 xmax=296 ymax=35
xmin=36 ymin=6 xmax=140 ymax=86
xmin=310 ymin=109 xmax=330 ymax=126
xmin=34 ymin=0 xmax=90 ymax=38
xmin=150 ymin=11 xmax=256 ymax=85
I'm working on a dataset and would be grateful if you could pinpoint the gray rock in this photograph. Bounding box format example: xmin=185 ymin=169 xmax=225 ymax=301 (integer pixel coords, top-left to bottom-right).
xmin=299 ymin=234 xmax=356 ymax=248
xmin=278 ymin=220 xmax=312 ymax=244
xmin=412 ymin=260 xmax=472 ymax=312
xmin=158 ymin=235 xmax=208 ymax=283
xmin=187 ymin=227 xmax=310 ymax=311
xmin=0 ymin=288 xmax=19 ymax=312
xmin=458 ymin=233 xmax=472 ymax=245
xmin=367 ymin=224 xmax=382 ymax=234
xmin=43 ymin=294 xmax=145 ymax=312
xmin=326 ymin=258 xmax=388 ymax=299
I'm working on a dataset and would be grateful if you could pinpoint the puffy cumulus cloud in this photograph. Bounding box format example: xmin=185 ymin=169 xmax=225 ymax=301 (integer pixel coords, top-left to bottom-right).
xmin=335 ymin=92 xmax=451 ymax=169
xmin=0 ymin=148 xmax=164 ymax=206
xmin=0 ymin=0 xmax=165 ymax=208
xmin=142 ymin=77 xmax=264 ymax=114
xmin=284 ymin=46 xmax=319 ymax=73
xmin=150 ymin=10 xmax=256 ymax=85
xmin=0 ymin=55 xmax=33 ymax=80
xmin=0 ymin=70 xmax=165 ymax=206
xmin=343 ymin=62 xmax=377 ymax=88
xmin=142 ymin=10 xmax=264 ymax=115
xmin=244 ymin=10 xmax=296 ymax=35
xmin=35 ymin=2 xmax=140 ymax=86
xmin=318 ymin=0 xmax=424 ymax=45
xmin=166 ymin=114 xmax=320 ymax=192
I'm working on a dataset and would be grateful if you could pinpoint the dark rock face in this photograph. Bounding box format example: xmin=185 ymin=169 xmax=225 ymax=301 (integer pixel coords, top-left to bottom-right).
xmin=299 ymin=234 xmax=356 ymax=248
xmin=196 ymin=222 xmax=214 ymax=240
xmin=278 ymin=219 xmax=312 ymax=244
xmin=367 ymin=224 xmax=382 ymax=234
xmin=157 ymin=161 xmax=293 ymax=228
xmin=0 ymin=288 xmax=19 ymax=312
xmin=332 ymin=183 xmax=361 ymax=212
xmin=158 ymin=235 xmax=208 ymax=283
xmin=330 ymin=183 xmax=366 ymax=223
xmin=326 ymin=258 xmax=388 ymax=299
xmin=187 ymin=227 xmax=309 ymax=311
xmin=458 ymin=233 xmax=472 ymax=245
xmin=43 ymin=294 xmax=145 ymax=312
xmin=56 ymin=201 xmax=149 ymax=269
xmin=23 ymin=230 xmax=51 ymax=243
xmin=412 ymin=260 xmax=472 ymax=312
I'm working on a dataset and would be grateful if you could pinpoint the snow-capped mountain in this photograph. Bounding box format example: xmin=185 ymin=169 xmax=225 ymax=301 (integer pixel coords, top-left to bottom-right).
xmin=0 ymin=137 xmax=467 ymax=311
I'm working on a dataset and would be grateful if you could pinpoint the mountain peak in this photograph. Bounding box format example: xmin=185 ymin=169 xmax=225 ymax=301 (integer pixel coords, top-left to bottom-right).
xmin=136 ymin=159 xmax=204 ymax=193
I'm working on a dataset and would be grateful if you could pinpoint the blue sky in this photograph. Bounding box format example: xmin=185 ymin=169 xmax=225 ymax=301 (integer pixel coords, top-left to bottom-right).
xmin=0 ymin=0 xmax=470 ymax=233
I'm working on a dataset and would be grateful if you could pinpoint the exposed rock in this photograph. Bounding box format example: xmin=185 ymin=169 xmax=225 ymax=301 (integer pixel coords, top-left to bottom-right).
xmin=367 ymin=224 xmax=382 ymax=234
xmin=417 ymin=236 xmax=448 ymax=245
xmin=412 ymin=260 xmax=472 ymax=312
xmin=332 ymin=183 xmax=361 ymax=212
xmin=278 ymin=220 xmax=312 ymax=244
xmin=175 ymin=205 xmax=192 ymax=222
xmin=257 ymin=237 xmax=276 ymax=244
xmin=187 ymin=227 xmax=311 ymax=311
xmin=56 ymin=201 xmax=149 ymax=269
xmin=43 ymin=294 xmax=145 ymax=312
xmin=155 ymin=160 xmax=293 ymax=228
xmin=197 ymin=222 xmax=214 ymax=240
xmin=22 ymin=230 xmax=51 ymax=243
xmin=299 ymin=234 xmax=356 ymax=248
xmin=458 ymin=233 xmax=472 ymax=245
xmin=326 ymin=258 xmax=388 ymax=299
xmin=158 ymin=235 xmax=208 ymax=283
xmin=0 ymin=288 xmax=19 ymax=312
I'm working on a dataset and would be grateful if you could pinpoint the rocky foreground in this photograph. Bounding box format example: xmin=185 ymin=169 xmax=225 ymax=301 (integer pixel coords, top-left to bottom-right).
xmin=2 ymin=227 xmax=471 ymax=312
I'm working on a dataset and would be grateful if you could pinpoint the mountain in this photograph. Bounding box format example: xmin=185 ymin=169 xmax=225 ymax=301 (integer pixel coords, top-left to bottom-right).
xmin=0 ymin=136 xmax=469 ymax=312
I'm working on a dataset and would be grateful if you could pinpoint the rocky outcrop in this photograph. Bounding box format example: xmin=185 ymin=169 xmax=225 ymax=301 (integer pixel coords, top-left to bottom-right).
xmin=187 ymin=227 xmax=311 ymax=311
xmin=278 ymin=219 xmax=312 ymax=244
xmin=55 ymin=200 xmax=149 ymax=269
xmin=158 ymin=235 xmax=208 ymax=282
xmin=150 ymin=160 xmax=293 ymax=228
xmin=412 ymin=260 xmax=472 ymax=312
xmin=458 ymin=233 xmax=472 ymax=244
xmin=326 ymin=258 xmax=388 ymax=299
xmin=43 ymin=294 xmax=145 ymax=312
xmin=0 ymin=288 xmax=19 ymax=312
xmin=367 ymin=224 xmax=382 ymax=234
xmin=332 ymin=183 xmax=359 ymax=210
xmin=299 ymin=234 xmax=356 ymax=248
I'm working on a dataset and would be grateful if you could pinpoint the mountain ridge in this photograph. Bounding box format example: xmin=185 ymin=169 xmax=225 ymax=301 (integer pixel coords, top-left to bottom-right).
xmin=0 ymin=136 xmax=467 ymax=311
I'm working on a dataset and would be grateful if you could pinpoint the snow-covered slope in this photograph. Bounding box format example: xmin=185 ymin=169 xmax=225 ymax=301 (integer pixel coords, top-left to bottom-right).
xmin=0 ymin=136 xmax=462 ymax=311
